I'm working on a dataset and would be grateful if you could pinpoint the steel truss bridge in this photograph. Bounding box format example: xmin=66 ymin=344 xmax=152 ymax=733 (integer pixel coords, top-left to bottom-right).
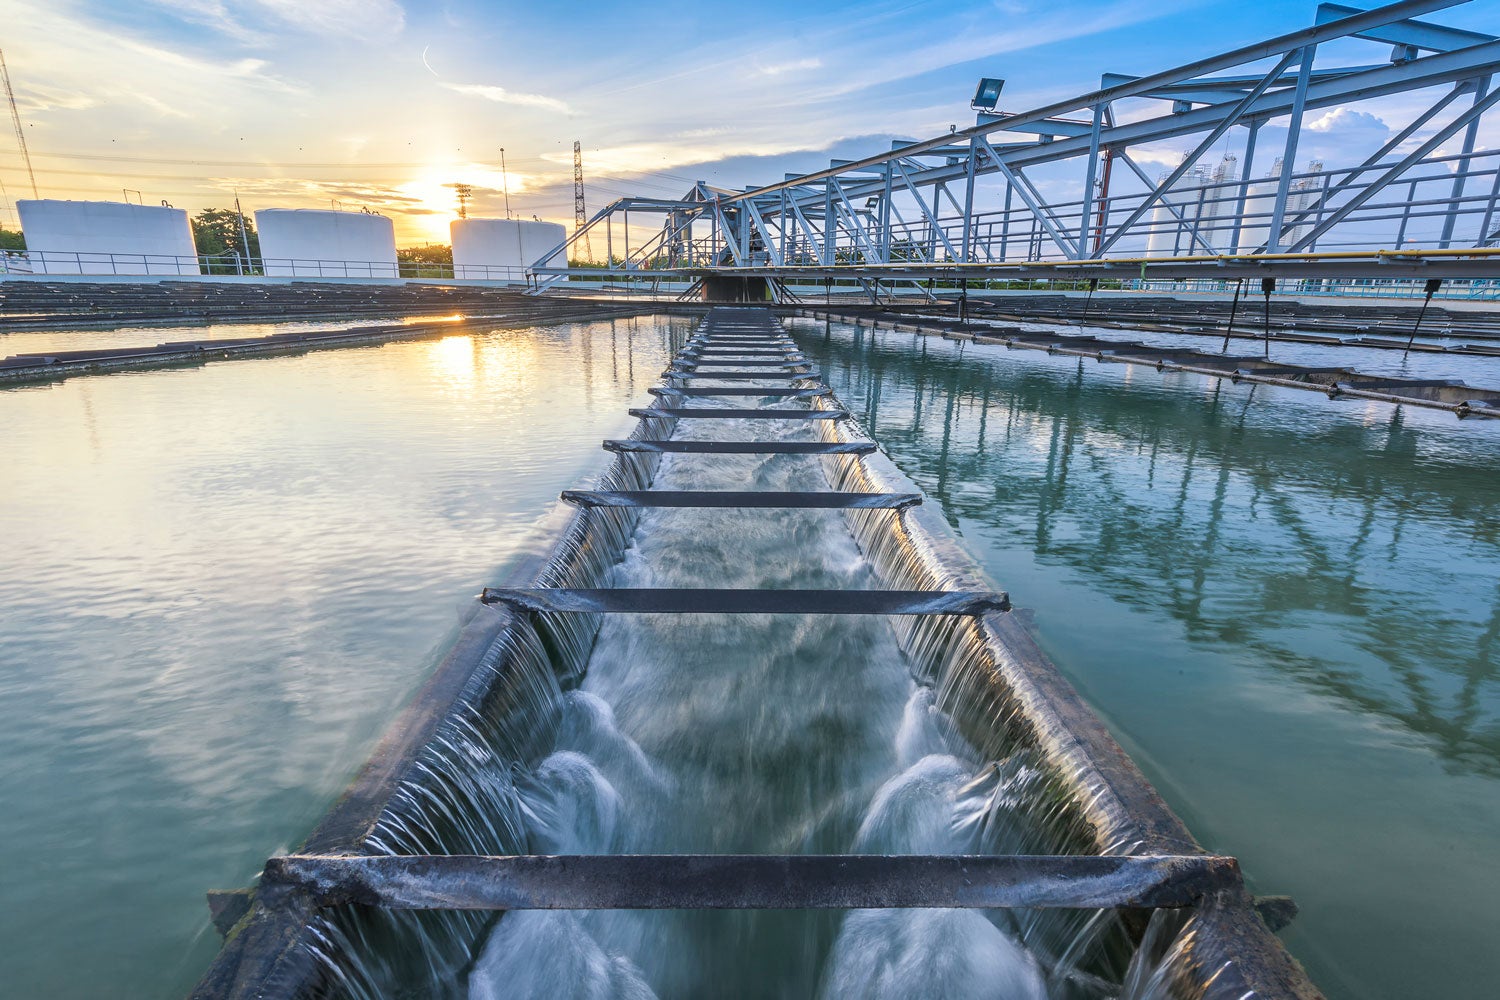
xmin=532 ymin=0 xmax=1500 ymax=297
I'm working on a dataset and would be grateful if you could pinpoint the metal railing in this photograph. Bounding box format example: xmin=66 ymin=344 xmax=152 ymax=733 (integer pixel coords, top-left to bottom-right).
xmin=0 ymin=251 xmax=532 ymax=282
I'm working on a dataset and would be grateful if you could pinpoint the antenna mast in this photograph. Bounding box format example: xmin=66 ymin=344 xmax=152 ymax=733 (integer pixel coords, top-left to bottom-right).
xmin=499 ymin=147 xmax=512 ymax=219
xmin=573 ymin=140 xmax=592 ymax=262
xmin=0 ymin=48 xmax=38 ymax=198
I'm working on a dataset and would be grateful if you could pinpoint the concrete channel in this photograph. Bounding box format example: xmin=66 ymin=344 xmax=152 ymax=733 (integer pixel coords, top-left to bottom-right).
xmin=192 ymin=306 xmax=1318 ymax=1000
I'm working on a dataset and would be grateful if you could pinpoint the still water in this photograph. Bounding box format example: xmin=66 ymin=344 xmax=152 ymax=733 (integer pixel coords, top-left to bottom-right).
xmin=790 ymin=316 xmax=1500 ymax=1000
xmin=0 ymin=317 xmax=683 ymax=999
xmin=0 ymin=318 xmax=371 ymax=359
xmin=2 ymin=311 xmax=1497 ymax=998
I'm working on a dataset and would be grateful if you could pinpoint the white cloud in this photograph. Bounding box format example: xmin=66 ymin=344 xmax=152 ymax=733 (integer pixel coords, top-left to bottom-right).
xmin=0 ymin=2 xmax=303 ymax=128
xmin=756 ymin=57 xmax=822 ymax=77
xmin=250 ymin=0 xmax=406 ymax=43
xmin=13 ymin=83 xmax=99 ymax=114
xmin=1307 ymin=107 xmax=1389 ymax=136
xmin=143 ymin=0 xmax=269 ymax=45
xmin=439 ymin=82 xmax=572 ymax=115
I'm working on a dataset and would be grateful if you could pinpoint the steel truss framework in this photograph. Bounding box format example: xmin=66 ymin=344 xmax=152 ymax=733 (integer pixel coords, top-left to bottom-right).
xmin=532 ymin=0 xmax=1500 ymax=292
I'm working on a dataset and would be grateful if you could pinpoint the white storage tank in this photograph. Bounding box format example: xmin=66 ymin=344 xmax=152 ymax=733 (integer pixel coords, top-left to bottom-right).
xmin=451 ymin=218 xmax=567 ymax=279
xmin=255 ymin=209 xmax=397 ymax=277
xmin=1145 ymin=167 xmax=1205 ymax=257
xmin=16 ymin=199 xmax=199 ymax=275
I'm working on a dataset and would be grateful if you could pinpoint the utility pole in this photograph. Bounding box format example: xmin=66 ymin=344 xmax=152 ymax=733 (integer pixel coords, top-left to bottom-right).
xmin=499 ymin=148 xmax=511 ymax=219
xmin=573 ymin=140 xmax=592 ymax=263
xmin=234 ymin=191 xmax=252 ymax=274
xmin=0 ymin=48 xmax=39 ymax=198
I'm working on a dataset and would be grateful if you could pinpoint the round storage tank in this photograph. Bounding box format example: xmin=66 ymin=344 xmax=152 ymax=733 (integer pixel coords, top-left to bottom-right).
xmin=451 ymin=218 xmax=567 ymax=280
xmin=255 ymin=209 xmax=398 ymax=278
xmin=15 ymin=199 xmax=200 ymax=275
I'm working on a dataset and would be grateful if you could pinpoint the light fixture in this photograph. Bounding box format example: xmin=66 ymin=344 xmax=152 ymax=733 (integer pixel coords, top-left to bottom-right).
xmin=972 ymin=77 xmax=1005 ymax=112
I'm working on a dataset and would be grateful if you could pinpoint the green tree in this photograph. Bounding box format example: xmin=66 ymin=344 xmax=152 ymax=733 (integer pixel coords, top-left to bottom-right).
xmin=0 ymin=225 xmax=24 ymax=253
xmin=191 ymin=208 xmax=259 ymax=273
xmin=397 ymin=244 xmax=452 ymax=265
xmin=397 ymin=244 xmax=452 ymax=277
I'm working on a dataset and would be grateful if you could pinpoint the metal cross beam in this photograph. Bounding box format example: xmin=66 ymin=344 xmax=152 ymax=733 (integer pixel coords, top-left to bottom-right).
xmin=478 ymin=588 xmax=1011 ymax=616
xmin=526 ymin=0 xmax=1500 ymax=292
xmin=262 ymin=853 xmax=1241 ymax=911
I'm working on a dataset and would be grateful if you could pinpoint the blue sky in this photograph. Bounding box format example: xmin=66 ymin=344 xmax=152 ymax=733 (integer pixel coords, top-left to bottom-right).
xmin=1 ymin=0 xmax=1497 ymax=242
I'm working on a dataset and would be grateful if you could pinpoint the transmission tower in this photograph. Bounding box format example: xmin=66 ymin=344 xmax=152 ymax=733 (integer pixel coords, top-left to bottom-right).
xmin=573 ymin=140 xmax=592 ymax=263
xmin=0 ymin=48 xmax=38 ymax=198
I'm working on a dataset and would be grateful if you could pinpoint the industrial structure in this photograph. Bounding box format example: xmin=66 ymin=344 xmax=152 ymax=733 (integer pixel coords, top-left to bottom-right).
xmin=190 ymin=307 xmax=1324 ymax=1000
xmin=254 ymin=209 xmax=398 ymax=278
xmin=531 ymin=0 xmax=1500 ymax=297
xmin=573 ymin=139 xmax=593 ymax=263
xmin=2 ymin=2 xmax=1495 ymax=295
xmin=450 ymin=218 xmax=566 ymax=278
xmin=15 ymin=199 xmax=198 ymax=275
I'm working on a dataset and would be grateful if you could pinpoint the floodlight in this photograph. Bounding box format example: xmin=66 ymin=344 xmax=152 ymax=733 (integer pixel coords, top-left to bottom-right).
xmin=972 ymin=78 xmax=1005 ymax=112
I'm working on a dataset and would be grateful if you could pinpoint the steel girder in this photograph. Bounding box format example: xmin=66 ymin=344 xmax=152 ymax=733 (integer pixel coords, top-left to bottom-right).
xmin=530 ymin=0 xmax=1500 ymax=285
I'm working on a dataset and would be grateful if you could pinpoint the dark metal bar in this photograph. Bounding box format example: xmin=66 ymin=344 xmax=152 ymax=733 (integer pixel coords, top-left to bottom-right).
xmin=479 ymin=587 xmax=1011 ymax=615
xmin=1336 ymin=377 xmax=1465 ymax=389
xmin=666 ymin=371 xmax=812 ymax=380
xmin=683 ymin=355 xmax=808 ymax=363
xmin=262 ymin=853 xmax=1239 ymax=911
xmin=629 ymin=407 xmax=847 ymax=420
xmin=691 ymin=341 xmax=796 ymax=347
xmin=1235 ymin=366 xmax=1351 ymax=376
xmin=650 ymin=387 xmax=831 ymax=398
xmin=561 ymin=490 xmax=922 ymax=509
xmin=684 ymin=348 xmax=802 ymax=356
xmin=685 ymin=346 xmax=803 ymax=352
xmin=673 ymin=360 xmax=809 ymax=369
xmin=604 ymin=439 xmax=875 ymax=454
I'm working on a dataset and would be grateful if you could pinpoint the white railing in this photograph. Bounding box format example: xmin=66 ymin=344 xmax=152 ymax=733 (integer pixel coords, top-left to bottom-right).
xmin=0 ymin=251 xmax=532 ymax=282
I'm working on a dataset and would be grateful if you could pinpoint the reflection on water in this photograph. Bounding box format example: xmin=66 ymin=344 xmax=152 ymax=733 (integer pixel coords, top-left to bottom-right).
xmin=802 ymin=318 xmax=1500 ymax=773
xmin=0 ymin=318 xmax=365 ymax=358
xmin=791 ymin=317 xmax=1500 ymax=1000
xmin=0 ymin=317 xmax=685 ymax=1000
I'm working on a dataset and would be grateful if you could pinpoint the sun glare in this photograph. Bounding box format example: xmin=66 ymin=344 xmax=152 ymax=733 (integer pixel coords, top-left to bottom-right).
xmin=395 ymin=163 xmax=527 ymax=244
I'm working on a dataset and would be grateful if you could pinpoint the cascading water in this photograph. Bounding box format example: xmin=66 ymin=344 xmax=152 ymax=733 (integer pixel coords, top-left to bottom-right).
xmin=301 ymin=319 xmax=1252 ymax=1000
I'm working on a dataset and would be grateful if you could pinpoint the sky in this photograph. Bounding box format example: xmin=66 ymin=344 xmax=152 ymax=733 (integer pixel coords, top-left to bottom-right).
xmin=1 ymin=0 xmax=1498 ymax=244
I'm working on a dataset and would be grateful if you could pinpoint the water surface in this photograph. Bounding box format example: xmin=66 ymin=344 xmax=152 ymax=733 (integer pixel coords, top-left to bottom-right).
xmin=0 ymin=317 xmax=682 ymax=999
xmin=6 ymin=308 xmax=1497 ymax=998
xmin=791 ymin=315 xmax=1500 ymax=1000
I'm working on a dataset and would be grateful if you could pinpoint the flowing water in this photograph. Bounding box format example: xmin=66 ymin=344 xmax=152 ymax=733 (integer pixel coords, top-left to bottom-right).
xmin=5 ymin=309 xmax=1498 ymax=998
xmin=310 ymin=329 xmax=1152 ymax=999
